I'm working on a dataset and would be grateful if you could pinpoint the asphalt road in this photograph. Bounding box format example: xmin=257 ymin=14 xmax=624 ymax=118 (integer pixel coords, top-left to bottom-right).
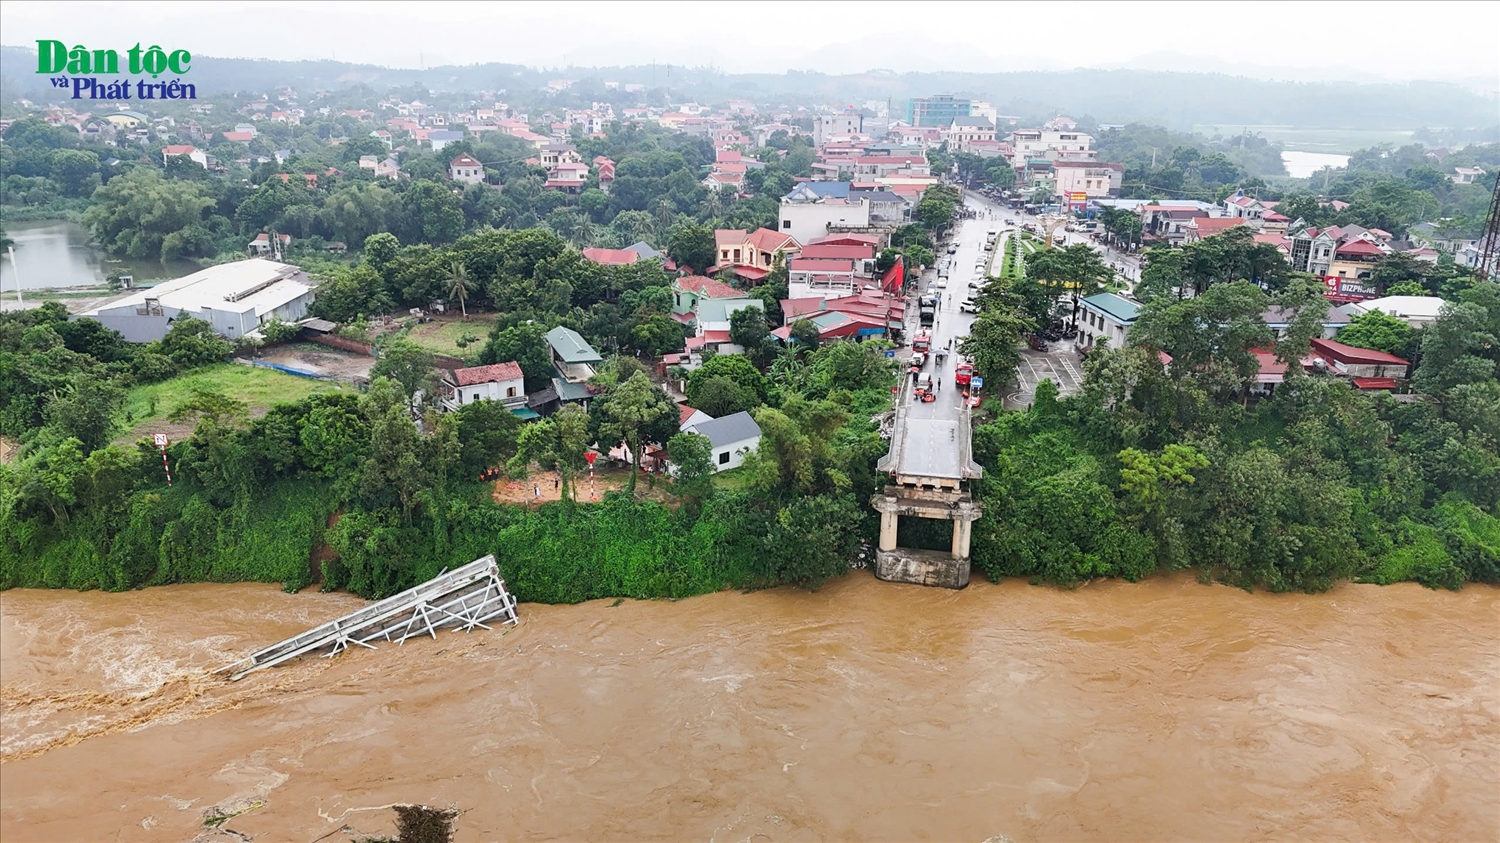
xmin=891 ymin=209 xmax=997 ymax=480
xmin=965 ymin=191 xmax=1142 ymax=288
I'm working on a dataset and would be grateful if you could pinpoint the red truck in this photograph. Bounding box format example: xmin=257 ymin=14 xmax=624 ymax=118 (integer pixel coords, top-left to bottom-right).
xmin=913 ymin=331 xmax=931 ymax=353
xmin=955 ymin=361 xmax=974 ymax=391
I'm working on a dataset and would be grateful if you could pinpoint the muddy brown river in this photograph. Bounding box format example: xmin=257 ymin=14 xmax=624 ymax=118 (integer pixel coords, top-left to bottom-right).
xmin=1 ymin=574 xmax=1496 ymax=842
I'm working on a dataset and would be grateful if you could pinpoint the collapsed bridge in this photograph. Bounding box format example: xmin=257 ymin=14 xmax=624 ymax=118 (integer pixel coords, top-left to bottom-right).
xmin=216 ymin=555 xmax=519 ymax=681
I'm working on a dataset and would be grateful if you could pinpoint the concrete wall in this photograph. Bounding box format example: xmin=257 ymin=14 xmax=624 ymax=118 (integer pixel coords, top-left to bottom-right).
xmin=88 ymin=308 xmax=174 ymax=343
xmin=711 ymin=436 xmax=758 ymax=472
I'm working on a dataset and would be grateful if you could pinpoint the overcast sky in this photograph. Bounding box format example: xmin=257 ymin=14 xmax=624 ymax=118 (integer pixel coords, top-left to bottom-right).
xmin=4 ymin=1 xmax=1498 ymax=85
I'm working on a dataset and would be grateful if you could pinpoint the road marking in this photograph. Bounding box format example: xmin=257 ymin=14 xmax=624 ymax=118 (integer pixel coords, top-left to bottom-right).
xmin=1058 ymin=355 xmax=1081 ymax=386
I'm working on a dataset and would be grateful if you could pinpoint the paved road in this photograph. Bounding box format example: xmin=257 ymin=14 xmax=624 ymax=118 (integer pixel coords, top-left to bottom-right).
xmin=964 ymin=191 xmax=1142 ymax=288
xmin=891 ymin=211 xmax=996 ymax=479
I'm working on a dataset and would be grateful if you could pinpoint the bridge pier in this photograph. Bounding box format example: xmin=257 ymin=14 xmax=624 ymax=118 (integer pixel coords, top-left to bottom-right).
xmin=871 ymin=491 xmax=981 ymax=589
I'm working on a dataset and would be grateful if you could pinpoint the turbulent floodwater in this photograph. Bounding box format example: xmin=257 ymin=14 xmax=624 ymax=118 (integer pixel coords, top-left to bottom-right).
xmin=1 ymin=574 xmax=1497 ymax=842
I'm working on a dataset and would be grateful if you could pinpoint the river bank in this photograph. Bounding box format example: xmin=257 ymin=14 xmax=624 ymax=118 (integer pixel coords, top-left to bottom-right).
xmin=2 ymin=572 xmax=1495 ymax=842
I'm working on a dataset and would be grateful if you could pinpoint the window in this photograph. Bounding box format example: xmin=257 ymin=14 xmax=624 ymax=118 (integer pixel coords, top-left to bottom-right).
xmin=783 ymin=220 xmax=791 ymax=229
xmin=507 ymin=386 xmax=517 ymax=398
xmin=718 ymin=451 xmax=730 ymax=466
xmin=732 ymin=249 xmax=741 ymax=263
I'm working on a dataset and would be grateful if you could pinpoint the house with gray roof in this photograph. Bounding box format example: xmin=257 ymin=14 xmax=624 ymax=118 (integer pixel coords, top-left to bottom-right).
xmin=682 ymin=410 xmax=762 ymax=473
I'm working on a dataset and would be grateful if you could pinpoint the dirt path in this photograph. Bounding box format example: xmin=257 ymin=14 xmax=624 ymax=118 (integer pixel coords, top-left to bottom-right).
xmin=492 ymin=467 xmax=676 ymax=506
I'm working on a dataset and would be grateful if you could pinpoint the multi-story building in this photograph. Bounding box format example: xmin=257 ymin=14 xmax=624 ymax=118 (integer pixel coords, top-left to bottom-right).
xmin=905 ymin=95 xmax=971 ymax=128
xmin=945 ymin=116 xmax=995 ymax=151
xmin=1051 ymin=161 xmax=1123 ymax=200
xmin=1007 ymin=129 xmax=1096 ymax=169
xmin=814 ymin=109 xmax=863 ymax=146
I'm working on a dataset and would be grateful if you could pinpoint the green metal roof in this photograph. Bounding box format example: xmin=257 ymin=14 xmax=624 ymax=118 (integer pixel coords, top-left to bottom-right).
xmin=1081 ymin=293 xmax=1140 ymax=323
xmin=510 ymin=406 xmax=541 ymax=420
xmin=696 ymin=297 xmax=763 ymax=325
xmin=551 ymin=376 xmax=594 ymax=402
xmin=544 ymin=326 xmax=602 ymax=364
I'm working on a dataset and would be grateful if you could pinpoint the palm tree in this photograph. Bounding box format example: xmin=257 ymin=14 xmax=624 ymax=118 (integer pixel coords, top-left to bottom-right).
xmin=572 ymin=216 xmax=596 ymax=249
xmin=446 ymin=261 xmax=474 ymax=321
xmin=629 ymin=212 xmax=657 ymax=245
xmin=699 ymin=189 xmax=724 ymax=221
xmin=654 ymin=198 xmax=675 ymax=234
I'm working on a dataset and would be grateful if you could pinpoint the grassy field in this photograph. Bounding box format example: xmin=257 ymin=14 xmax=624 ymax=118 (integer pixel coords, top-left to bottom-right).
xmin=117 ymin=363 xmax=352 ymax=444
xmin=1192 ymin=125 xmax=1417 ymax=154
xmin=403 ymin=313 xmax=497 ymax=356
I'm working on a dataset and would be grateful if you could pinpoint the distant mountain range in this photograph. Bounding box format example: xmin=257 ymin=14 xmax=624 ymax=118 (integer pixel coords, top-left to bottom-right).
xmin=2 ymin=45 xmax=1495 ymax=134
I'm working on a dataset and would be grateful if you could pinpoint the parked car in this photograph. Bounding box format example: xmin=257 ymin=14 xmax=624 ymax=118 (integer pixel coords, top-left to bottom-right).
xmin=960 ymin=302 xmax=980 ymax=314
xmin=930 ymin=277 xmax=947 ymax=290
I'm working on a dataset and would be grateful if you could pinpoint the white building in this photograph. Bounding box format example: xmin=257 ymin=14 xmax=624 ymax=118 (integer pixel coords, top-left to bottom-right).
xmin=1052 ymin=162 xmax=1124 ymax=199
xmin=945 ymin=116 xmax=995 ymax=149
xmin=440 ymin=361 xmax=526 ymax=412
xmin=448 ymin=153 xmax=485 ymax=185
xmin=814 ymin=111 xmax=863 ymax=146
xmin=1337 ymin=295 xmax=1447 ymax=327
xmin=1008 ymin=128 xmax=1096 ymax=169
xmin=1077 ymin=293 xmax=1141 ymax=351
xmin=682 ymin=410 xmax=762 ymax=473
xmin=76 ymin=259 xmax=315 ymax=343
xmin=779 ymin=195 xmax=872 ymax=245
xmin=162 ymin=144 xmax=207 ymax=168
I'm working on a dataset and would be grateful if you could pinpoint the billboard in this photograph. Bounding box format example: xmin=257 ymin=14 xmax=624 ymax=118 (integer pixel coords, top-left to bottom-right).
xmin=1322 ymin=275 xmax=1378 ymax=302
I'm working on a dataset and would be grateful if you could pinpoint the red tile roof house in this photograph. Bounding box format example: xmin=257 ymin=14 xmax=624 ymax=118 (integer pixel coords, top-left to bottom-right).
xmin=544 ymin=161 xmax=589 ymax=192
xmin=581 ymin=247 xmax=640 ymax=267
xmin=711 ymin=228 xmax=800 ymax=283
xmin=1182 ymin=216 xmax=1249 ymax=244
xmin=671 ymin=275 xmax=744 ymax=325
xmin=439 ymin=361 xmax=526 ymax=412
xmin=1246 ymin=339 xmax=1410 ymax=396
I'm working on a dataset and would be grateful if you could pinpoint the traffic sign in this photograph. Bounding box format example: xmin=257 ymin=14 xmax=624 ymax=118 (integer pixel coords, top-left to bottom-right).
xmin=153 ymin=433 xmax=169 ymax=448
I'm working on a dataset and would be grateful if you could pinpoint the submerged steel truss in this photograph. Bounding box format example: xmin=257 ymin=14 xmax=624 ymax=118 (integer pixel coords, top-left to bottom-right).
xmin=216 ymin=555 xmax=519 ymax=681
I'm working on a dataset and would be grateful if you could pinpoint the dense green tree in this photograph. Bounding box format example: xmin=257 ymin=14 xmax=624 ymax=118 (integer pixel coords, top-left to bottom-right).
xmin=1129 ymin=281 xmax=1272 ymax=399
xmin=686 ymin=352 xmax=771 ymax=406
xmin=600 ymin=372 xmax=673 ymax=494
xmin=667 ymin=431 xmax=715 ymax=503
xmin=82 ymin=168 xmax=216 ymax=260
xmin=668 ymin=223 xmax=716 ymax=273
xmin=48 ymin=148 xmax=101 ymax=198
xmin=480 ymin=320 xmax=554 ymax=392
xmin=451 ymin=399 xmax=521 ymax=479
xmin=1336 ymin=310 xmax=1416 ymax=356
xmin=400 ymin=179 xmax=464 ymax=244
xmin=371 ymin=340 xmax=438 ymax=413
xmin=41 ymin=378 xmax=123 ymax=454
xmin=319 ymin=182 xmax=398 ymax=246
xmin=153 ymin=318 xmax=233 ymax=369
xmin=960 ymin=301 xmax=1035 ymax=388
